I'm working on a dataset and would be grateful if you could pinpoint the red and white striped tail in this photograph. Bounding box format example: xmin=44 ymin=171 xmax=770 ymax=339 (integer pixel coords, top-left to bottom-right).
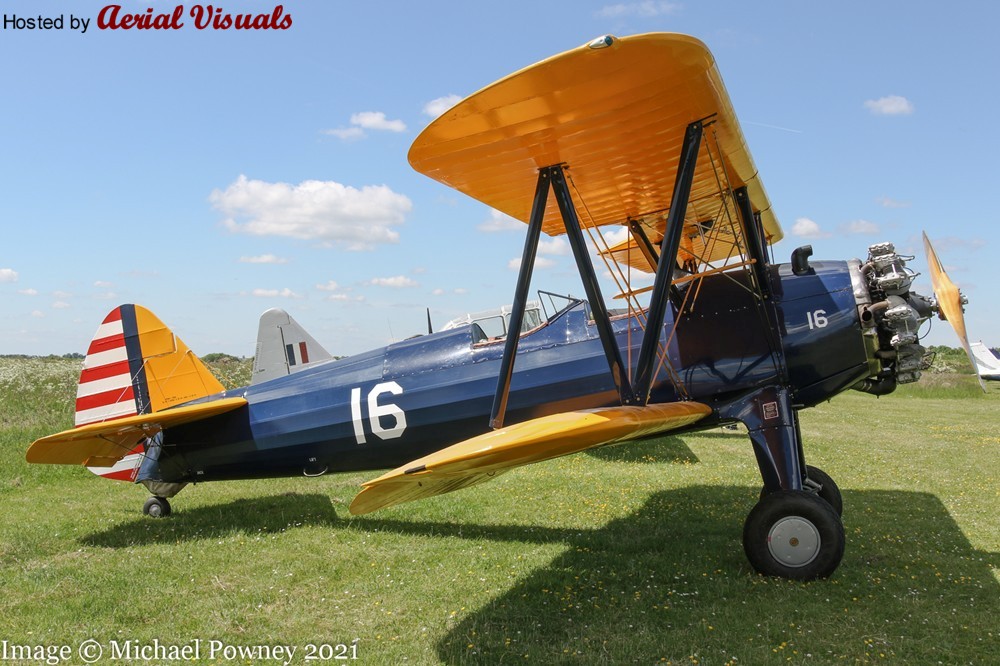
xmin=75 ymin=308 xmax=140 ymax=427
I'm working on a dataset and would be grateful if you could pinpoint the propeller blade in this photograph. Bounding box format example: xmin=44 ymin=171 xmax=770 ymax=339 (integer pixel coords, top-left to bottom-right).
xmin=922 ymin=232 xmax=986 ymax=391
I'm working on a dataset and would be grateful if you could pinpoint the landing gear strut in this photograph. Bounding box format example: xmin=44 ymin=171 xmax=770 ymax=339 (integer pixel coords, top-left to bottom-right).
xmin=142 ymin=496 xmax=171 ymax=518
xmin=721 ymin=385 xmax=847 ymax=579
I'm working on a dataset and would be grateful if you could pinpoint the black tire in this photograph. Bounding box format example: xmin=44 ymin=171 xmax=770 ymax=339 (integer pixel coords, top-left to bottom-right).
xmin=743 ymin=490 xmax=844 ymax=580
xmin=759 ymin=465 xmax=843 ymax=516
xmin=142 ymin=496 xmax=171 ymax=518
xmin=804 ymin=465 xmax=843 ymax=516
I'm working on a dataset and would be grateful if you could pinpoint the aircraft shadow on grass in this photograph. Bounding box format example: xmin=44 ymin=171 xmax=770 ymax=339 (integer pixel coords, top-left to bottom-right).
xmin=350 ymin=486 xmax=999 ymax=664
xmin=81 ymin=483 xmax=999 ymax=663
xmin=81 ymin=492 xmax=340 ymax=547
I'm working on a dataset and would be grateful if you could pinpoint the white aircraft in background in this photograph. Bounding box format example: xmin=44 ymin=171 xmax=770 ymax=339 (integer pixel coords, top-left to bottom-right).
xmin=970 ymin=342 xmax=1000 ymax=380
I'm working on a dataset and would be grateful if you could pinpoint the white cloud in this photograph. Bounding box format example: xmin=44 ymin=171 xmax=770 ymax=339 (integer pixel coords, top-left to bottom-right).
xmin=538 ymin=237 xmax=570 ymax=256
xmin=324 ymin=111 xmax=406 ymax=139
xmin=596 ymin=1 xmax=681 ymax=18
xmin=508 ymin=257 xmax=556 ymax=271
xmin=368 ymin=276 xmax=418 ymax=288
xmin=323 ymin=127 xmax=366 ymax=140
xmin=791 ymin=217 xmax=832 ymax=239
xmin=31 ymin=310 xmax=44 ymax=318
xmin=876 ymin=196 xmax=910 ymax=209
xmin=864 ymin=95 xmax=914 ymax=116
xmin=251 ymin=288 xmax=301 ymax=299
xmin=423 ymin=94 xmax=463 ymax=118
xmin=18 ymin=288 xmax=38 ymax=296
xmin=432 ymin=287 xmax=467 ymax=296
xmin=212 ymin=175 xmax=412 ymax=251
xmin=52 ymin=301 xmax=71 ymax=309
xmin=240 ymin=254 xmax=288 ymax=264
xmin=843 ymin=219 xmax=880 ymax=235
xmin=600 ymin=227 xmax=632 ymax=248
xmin=53 ymin=290 xmax=72 ymax=299
xmin=478 ymin=209 xmax=523 ymax=232
xmin=351 ymin=111 xmax=406 ymax=132
xmin=0 ymin=268 xmax=18 ymax=282
xmin=93 ymin=280 xmax=113 ymax=288
xmin=316 ymin=280 xmax=363 ymax=301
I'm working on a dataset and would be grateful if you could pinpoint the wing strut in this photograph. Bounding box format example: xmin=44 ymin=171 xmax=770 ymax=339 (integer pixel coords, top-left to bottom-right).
xmin=627 ymin=218 xmax=661 ymax=270
xmin=734 ymin=187 xmax=772 ymax=300
xmin=490 ymin=164 xmax=636 ymax=429
xmin=490 ymin=169 xmax=550 ymax=429
xmin=551 ymin=165 xmax=634 ymax=405
xmin=632 ymin=120 xmax=703 ymax=404
xmin=734 ymin=185 xmax=789 ymax=384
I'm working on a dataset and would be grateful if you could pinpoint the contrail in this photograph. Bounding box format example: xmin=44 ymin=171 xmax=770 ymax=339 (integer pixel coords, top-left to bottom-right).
xmin=745 ymin=121 xmax=803 ymax=134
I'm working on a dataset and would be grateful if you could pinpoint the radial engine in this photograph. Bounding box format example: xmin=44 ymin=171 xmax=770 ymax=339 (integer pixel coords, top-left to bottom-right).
xmin=852 ymin=242 xmax=940 ymax=394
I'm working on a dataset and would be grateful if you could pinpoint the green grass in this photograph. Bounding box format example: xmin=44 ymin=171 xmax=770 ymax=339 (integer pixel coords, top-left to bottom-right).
xmin=0 ymin=357 xmax=997 ymax=664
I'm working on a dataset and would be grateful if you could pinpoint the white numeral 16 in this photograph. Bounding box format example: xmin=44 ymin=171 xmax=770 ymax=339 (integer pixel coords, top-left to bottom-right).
xmin=806 ymin=309 xmax=828 ymax=329
xmin=351 ymin=381 xmax=407 ymax=444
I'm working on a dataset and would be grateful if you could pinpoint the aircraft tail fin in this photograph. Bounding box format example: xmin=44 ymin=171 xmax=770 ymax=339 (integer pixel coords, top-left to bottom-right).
xmin=71 ymin=304 xmax=225 ymax=481
xmin=970 ymin=341 xmax=1000 ymax=377
xmin=75 ymin=304 xmax=225 ymax=427
xmin=251 ymin=308 xmax=333 ymax=385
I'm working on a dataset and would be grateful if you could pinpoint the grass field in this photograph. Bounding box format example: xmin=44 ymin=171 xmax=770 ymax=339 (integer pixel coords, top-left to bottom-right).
xmin=1 ymin=356 xmax=997 ymax=664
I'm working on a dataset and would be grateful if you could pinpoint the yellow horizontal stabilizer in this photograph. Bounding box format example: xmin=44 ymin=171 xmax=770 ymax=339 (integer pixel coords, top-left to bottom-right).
xmin=349 ymin=401 xmax=711 ymax=515
xmin=26 ymin=397 xmax=247 ymax=466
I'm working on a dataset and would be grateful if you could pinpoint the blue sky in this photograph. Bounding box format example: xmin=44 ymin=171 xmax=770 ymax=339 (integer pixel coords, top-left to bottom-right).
xmin=2 ymin=1 xmax=998 ymax=356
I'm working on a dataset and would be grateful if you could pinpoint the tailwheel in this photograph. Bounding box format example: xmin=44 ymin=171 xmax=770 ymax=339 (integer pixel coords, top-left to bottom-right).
xmin=743 ymin=490 xmax=844 ymax=580
xmin=142 ymin=496 xmax=171 ymax=518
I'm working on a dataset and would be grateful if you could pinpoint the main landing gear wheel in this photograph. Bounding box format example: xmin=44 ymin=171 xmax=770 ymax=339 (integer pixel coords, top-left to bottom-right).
xmin=142 ymin=496 xmax=171 ymax=518
xmin=760 ymin=465 xmax=844 ymax=516
xmin=743 ymin=490 xmax=844 ymax=580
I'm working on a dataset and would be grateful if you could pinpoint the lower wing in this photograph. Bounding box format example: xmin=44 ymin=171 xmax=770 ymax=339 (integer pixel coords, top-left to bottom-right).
xmin=350 ymin=401 xmax=712 ymax=515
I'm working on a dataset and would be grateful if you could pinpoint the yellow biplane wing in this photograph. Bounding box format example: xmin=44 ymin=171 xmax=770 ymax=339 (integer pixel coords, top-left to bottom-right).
xmin=349 ymin=401 xmax=711 ymax=515
xmin=26 ymin=397 xmax=247 ymax=467
xmin=408 ymin=32 xmax=781 ymax=269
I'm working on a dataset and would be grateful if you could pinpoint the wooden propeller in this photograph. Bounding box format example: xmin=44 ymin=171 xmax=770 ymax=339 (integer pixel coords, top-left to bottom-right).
xmin=923 ymin=232 xmax=986 ymax=391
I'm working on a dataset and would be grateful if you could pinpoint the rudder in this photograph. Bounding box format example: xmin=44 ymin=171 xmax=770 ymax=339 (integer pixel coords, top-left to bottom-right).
xmin=75 ymin=304 xmax=225 ymax=481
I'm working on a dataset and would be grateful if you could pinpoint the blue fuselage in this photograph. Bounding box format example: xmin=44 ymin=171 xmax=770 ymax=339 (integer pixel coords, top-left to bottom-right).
xmin=156 ymin=261 xmax=870 ymax=484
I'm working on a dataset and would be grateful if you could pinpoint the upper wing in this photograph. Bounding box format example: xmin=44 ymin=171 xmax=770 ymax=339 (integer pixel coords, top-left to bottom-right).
xmin=26 ymin=397 xmax=247 ymax=467
xmin=408 ymin=33 xmax=780 ymax=265
xmin=349 ymin=401 xmax=712 ymax=515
